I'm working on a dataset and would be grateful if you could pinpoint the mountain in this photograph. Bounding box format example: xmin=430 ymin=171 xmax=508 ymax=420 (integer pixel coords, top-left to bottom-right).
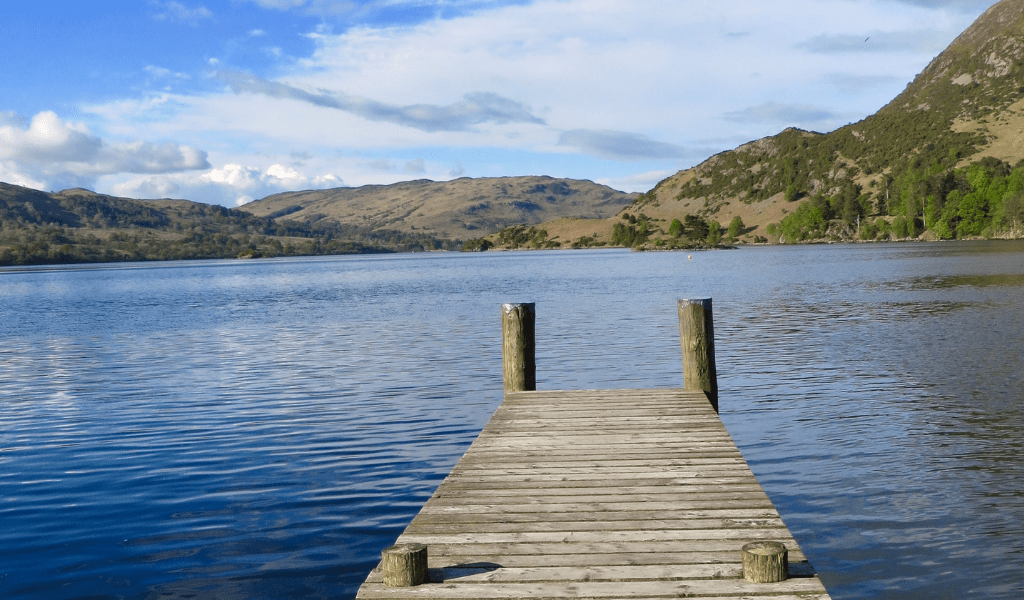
xmin=237 ymin=176 xmax=636 ymax=241
xmin=632 ymin=0 xmax=1024 ymax=244
xmin=478 ymin=0 xmax=1024 ymax=250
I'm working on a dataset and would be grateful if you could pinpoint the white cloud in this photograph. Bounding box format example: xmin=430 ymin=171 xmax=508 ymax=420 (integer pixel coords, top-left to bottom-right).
xmin=722 ymin=102 xmax=848 ymax=131
xmin=217 ymin=71 xmax=545 ymax=132
xmin=73 ymin=0 xmax=985 ymax=203
xmin=558 ymin=129 xmax=692 ymax=162
xmin=151 ymin=1 xmax=215 ymax=25
xmin=110 ymin=162 xmax=343 ymax=206
xmin=145 ymin=65 xmax=190 ymax=80
xmin=0 ymin=111 xmax=209 ymax=192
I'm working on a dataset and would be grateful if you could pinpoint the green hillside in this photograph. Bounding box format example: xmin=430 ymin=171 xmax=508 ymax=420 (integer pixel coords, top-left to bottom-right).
xmin=635 ymin=0 xmax=1024 ymax=243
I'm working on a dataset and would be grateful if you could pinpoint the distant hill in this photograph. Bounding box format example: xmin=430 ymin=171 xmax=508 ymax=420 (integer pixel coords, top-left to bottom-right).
xmin=481 ymin=0 xmax=1024 ymax=250
xmin=238 ymin=176 xmax=636 ymax=241
xmin=0 ymin=182 xmax=422 ymax=265
xmin=0 ymin=175 xmax=635 ymax=265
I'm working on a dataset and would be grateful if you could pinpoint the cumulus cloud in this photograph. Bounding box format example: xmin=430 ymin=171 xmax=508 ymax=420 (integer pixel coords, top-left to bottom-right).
xmin=111 ymin=162 xmax=344 ymax=206
xmin=722 ymin=102 xmax=842 ymax=129
xmin=217 ymin=71 xmax=545 ymax=132
xmin=0 ymin=111 xmax=209 ymax=192
xmin=558 ymin=129 xmax=691 ymax=162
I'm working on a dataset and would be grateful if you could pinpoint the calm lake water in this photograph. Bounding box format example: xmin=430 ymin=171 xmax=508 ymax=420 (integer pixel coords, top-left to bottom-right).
xmin=2 ymin=242 xmax=1023 ymax=599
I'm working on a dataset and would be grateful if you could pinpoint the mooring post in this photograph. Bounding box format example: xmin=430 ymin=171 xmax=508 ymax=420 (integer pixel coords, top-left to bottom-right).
xmin=742 ymin=541 xmax=788 ymax=583
xmin=677 ymin=298 xmax=718 ymax=412
xmin=381 ymin=543 xmax=428 ymax=587
xmin=501 ymin=303 xmax=536 ymax=393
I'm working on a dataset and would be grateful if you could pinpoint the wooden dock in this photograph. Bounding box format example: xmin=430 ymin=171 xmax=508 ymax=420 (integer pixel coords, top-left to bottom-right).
xmin=356 ymin=301 xmax=832 ymax=599
xmin=355 ymin=388 xmax=831 ymax=599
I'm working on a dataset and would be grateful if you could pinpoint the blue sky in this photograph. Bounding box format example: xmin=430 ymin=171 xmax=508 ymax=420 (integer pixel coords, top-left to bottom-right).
xmin=0 ymin=0 xmax=998 ymax=206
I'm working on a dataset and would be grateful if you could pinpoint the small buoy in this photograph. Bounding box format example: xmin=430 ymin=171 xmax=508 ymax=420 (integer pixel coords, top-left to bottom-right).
xmin=687 ymin=255 xmax=692 ymax=260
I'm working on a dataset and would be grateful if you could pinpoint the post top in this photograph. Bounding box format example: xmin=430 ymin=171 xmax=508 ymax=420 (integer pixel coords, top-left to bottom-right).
xmin=384 ymin=543 xmax=427 ymax=553
xmin=502 ymin=302 xmax=535 ymax=313
xmin=742 ymin=541 xmax=787 ymax=556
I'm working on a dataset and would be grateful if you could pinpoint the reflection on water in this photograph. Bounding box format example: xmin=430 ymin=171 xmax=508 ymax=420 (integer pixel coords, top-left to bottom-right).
xmin=1 ymin=241 xmax=1023 ymax=599
xmin=909 ymin=273 xmax=1024 ymax=288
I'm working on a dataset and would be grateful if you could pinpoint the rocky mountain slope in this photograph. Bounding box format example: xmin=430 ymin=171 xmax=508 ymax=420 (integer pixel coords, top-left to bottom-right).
xmin=635 ymin=0 xmax=1024 ymax=244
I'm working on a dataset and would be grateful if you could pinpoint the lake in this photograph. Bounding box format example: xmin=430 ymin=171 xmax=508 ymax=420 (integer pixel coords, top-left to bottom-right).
xmin=2 ymin=242 xmax=1023 ymax=599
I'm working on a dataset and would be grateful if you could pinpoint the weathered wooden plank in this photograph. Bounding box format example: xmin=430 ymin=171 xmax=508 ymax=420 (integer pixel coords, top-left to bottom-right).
xmin=454 ymin=450 xmax=746 ymax=459
xmin=385 ymin=539 xmax=804 ymax=556
xmin=438 ymin=473 xmax=758 ymax=485
xmin=409 ymin=508 xmax=782 ymax=524
xmin=437 ymin=475 xmax=759 ymax=486
xmin=430 ymin=493 xmax=773 ymax=507
xmin=406 ymin=518 xmax=787 ymax=534
xmin=470 ymin=433 xmax=734 ymax=443
xmin=398 ymin=547 xmax=811 ymax=566
xmin=450 ymin=464 xmax=753 ymax=475
xmin=357 ymin=579 xmax=827 ymax=598
xmin=396 ymin=529 xmax=793 ymax=546
xmin=365 ymin=563 xmax=777 ymax=584
xmin=432 ymin=483 xmax=765 ymax=496
xmin=418 ymin=500 xmax=776 ymax=514
xmin=365 ymin=560 xmax=820 ymax=582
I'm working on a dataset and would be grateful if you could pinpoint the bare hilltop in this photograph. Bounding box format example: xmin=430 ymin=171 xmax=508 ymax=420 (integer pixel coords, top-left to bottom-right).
xmin=238 ymin=176 xmax=635 ymax=241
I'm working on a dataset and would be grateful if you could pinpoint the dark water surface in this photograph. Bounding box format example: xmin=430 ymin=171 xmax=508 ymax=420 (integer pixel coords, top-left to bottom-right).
xmin=2 ymin=242 xmax=1023 ymax=599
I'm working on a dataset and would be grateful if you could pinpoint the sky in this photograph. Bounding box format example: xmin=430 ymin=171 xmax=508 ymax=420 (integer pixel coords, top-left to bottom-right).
xmin=0 ymin=0 xmax=1001 ymax=207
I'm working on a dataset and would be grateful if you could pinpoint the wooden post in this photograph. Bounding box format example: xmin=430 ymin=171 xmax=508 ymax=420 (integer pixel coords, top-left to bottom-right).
xmin=678 ymin=298 xmax=718 ymax=412
xmin=502 ymin=303 xmax=536 ymax=392
xmin=381 ymin=543 xmax=428 ymax=587
xmin=742 ymin=541 xmax=788 ymax=583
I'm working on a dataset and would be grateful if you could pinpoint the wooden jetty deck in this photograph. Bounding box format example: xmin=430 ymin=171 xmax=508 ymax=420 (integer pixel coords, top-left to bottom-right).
xmin=355 ymin=388 xmax=831 ymax=599
xmin=356 ymin=301 xmax=832 ymax=599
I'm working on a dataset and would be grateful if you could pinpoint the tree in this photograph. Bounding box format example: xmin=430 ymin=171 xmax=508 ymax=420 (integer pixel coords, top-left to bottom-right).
xmin=668 ymin=218 xmax=683 ymax=238
xmin=706 ymin=220 xmax=722 ymax=246
xmin=727 ymin=216 xmax=744 ymax=238
xmin=683 ymin=214 xmax=709 ymax=241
